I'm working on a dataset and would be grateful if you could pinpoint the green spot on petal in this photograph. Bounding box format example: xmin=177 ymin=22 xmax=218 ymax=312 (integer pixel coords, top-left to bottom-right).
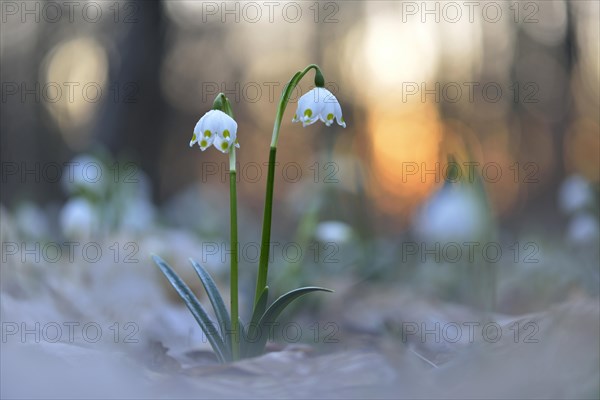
xmin=327 ymin=113 xmax=334 ymax=121
xmin=191 ymin=133 xmax=197 ymax=142
xmin=204 ymin=130 xmax=212 ymax=138
xmin=223 ymin=129 xmax=230 ymax=138
xmin=221 ymin=142 xmax=229 ymax=151
xmin=304 ymin=109 xmax=312 ymax=118
xmin=200 ymin=139 xmax=208 ymax=147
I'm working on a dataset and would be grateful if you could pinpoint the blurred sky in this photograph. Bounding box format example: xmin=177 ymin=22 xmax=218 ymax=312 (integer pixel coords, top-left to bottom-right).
xmin=1 ymin=0 xmax=599 ymax=231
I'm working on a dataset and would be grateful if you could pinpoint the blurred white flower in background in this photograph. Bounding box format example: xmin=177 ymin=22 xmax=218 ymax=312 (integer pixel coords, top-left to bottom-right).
xmin=567 ymin=213 xmax=600 ymax=246
xmin=59 ymin=198 xmax=99 ymax=240
xmin=0 ymin=205 xmax=17 ymax=243
xmin=413 ymin=185 xmax=488 ymax=243
xmin=61 ymin=154 xmax=107 ymax=197
xmin=315 ymin=221 xmax=354 ymax=244
xmin=114 ymin=170 xmax=156 ymax=234
xmin=558 ymin=174 xmax=595 ymax=215
xmin=121 ymin=199 xmax=156 ymax=233
xmin=558 ymin=174 xmax=599 ymax=246
xmin=15 ymin=202 xmax=51 ymax=239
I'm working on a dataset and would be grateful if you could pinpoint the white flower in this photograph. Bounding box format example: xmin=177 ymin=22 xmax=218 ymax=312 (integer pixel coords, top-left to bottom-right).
xmin=60 ymin=197 xmax=99 ymax=240
xmin=190 ymin=110 xmax=239 ymax=153
xmin=567 ymin=212 xmax=599 ymax=246
xmin=315 ymin=221 xmax=353 ymax=244
xmin=558 ymin=174 xmax=594 ymax=215
xmin=413 ymin=185 xmax=487 ymax=243
xmin=292 ymin=87 xmax=346 ymax=128
xmin=61 ymin=154 xmax=107 ymax=196
xmin=16 ymin=202 xmax=50 ymax=239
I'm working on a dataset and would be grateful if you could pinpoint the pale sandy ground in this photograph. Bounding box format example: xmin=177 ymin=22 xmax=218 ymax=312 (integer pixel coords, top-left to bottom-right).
xmin=1 ymin=207 xmax=598 ymax=399
xmin=1 ymin=278 xmax=598 ymax=399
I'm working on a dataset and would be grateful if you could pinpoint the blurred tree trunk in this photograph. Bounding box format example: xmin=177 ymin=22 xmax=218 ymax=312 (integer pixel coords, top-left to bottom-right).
xmin=508 ymin=2 xmax=577 ymax=228
xmin=96 ymin=0 xmax=166 ymax=202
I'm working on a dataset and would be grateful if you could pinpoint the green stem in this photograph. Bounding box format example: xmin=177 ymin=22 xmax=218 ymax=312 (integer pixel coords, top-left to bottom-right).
xmin=254 ymin=64 xmax=322 ymax=305
xmin=255 ymin=147 xmax=277 ymax=303
xmin=229 ymin=148 xmax=239 ymax=360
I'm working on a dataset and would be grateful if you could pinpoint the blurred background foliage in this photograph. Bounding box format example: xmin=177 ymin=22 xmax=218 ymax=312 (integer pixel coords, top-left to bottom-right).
xmin=1 ymin=0 xmax=599 ymax=316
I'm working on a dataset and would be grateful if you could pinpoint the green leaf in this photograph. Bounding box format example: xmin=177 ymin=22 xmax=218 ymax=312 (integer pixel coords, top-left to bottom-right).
xmin=244 ymin=286 xmax=269 ymax=357
xmin=238 ymin=317 xmax=247 ymax=358
xmin=189 ymin=258 xmax=233 ymax=349
xmin=152 ymin=255 xmax=231 ymax=363
xmin=247 ymin=286 xmax=333 ymax=357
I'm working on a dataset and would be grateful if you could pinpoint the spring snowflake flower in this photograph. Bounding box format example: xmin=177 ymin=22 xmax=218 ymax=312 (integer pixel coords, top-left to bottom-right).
xmin=190 ymin=110 xmax=239 ymax=153
xmin=292 ymin=88 xmax=346 ymax=128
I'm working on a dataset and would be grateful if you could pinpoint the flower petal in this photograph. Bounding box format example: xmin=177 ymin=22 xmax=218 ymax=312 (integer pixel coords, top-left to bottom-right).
xmin=199 ymin=110 xmax=223 ymax=142
xmin=190 ymin=132 xmax=199 ymax=147
xmin=293 ymin=88 xmax=325 ymax=126
xmin=191 ymin=113 xmax=208 ymax=146
xmin=198 ymin=135 xmax=214 ymax=151
xmin=215 ymin=111 xmax=238 ymax=143
xmin=333 ymin=101 xmax=346 ymax=128
xmin=213 ymin=135 xmax=232 ymax=153
xmin=319 ymin=100 xmax=337 ymax=127
xmin=317 ymin=89 xmax=345 ymax=128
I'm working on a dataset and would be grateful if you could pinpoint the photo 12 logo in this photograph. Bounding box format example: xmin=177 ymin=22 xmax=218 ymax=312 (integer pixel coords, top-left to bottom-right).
xmin=401 ymin=241 xmax=541 ymax=264
xmin=2 ymin=321 xmax=140 ymax=344
xmin=1 ymin=82 xmax=139 ymax=104
xmin=200 ymin=81 xmax=340 ymax=104
xmin=1 ymin=1 xmax=140 ymax=24
xmin=400 ymin=320 xmax=539 ymax=344
xmin=400 ymin=161 xmax=540 ymax=184
xmin=400 ymin=2 xmax=539 ymax=24
xmin=200 ymin=321 xmax=340 ymax=345
xmin=1 ymin=161 xmax=139 ymax=184
xmin=200 ymin=241 xmax=340 ymax=265
xmin=1 ymin=241 xmax=139 ymax=264
xmin=198 ymin=161 xmax=340 ymax=184
xmin=196 ymin=1 xmax=340 ymax=24
xmin=401 ymin=81 xmax=539 ymax=104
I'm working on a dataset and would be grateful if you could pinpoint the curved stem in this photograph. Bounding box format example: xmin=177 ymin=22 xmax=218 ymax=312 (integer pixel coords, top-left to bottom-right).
xmin=270 ymin=64 xmax=320 ymax=148
xmin=254 ymin=64 xmax=322 ymax=305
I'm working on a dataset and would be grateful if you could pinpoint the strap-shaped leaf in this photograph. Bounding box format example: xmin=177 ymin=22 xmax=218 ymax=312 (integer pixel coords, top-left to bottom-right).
xmin=244 ymin=286 xmax=269 ymax=357
xmin=189 ymin=258 xmax=232 ymax=349
xmin=238 ymin=317 xmax=247 ymax=358
xmin=152 ymin=255 xmax=231 ymax=362
xmin=247 ymin=286 xmax=333 ymax=357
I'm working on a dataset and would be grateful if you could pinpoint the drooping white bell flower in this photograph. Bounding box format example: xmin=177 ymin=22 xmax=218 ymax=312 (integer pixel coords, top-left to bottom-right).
xmin=292 ymin=87 xmax=346 ymax=128
xmin=190 ymin=110 xmax=239 ymax=152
